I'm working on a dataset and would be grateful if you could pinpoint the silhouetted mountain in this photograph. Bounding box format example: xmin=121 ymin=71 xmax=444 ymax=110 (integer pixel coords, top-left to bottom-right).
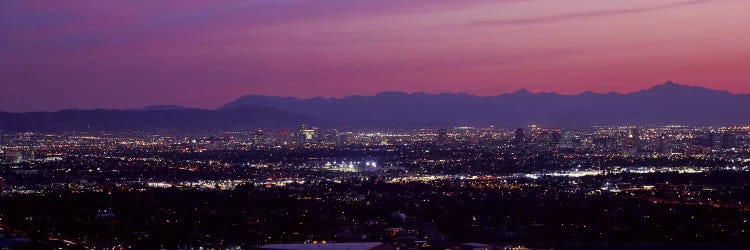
xmin=135 ymin=105 xmax=190 ymax=111
xmin=220 ymin=81 xmax=750 ymax=128
xmin=0 ymin=106 xmax=309 ymax=131
xmin=2 ymin=81 xmax=747 ymax=131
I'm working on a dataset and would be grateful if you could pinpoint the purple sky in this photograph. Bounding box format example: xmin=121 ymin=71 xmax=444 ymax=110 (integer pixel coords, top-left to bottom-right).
xmin=1 ymin=0 xmax=749 ymax=112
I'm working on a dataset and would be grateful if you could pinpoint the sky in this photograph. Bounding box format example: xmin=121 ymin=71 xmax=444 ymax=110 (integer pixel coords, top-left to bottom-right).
xmin=1 ymin=0 xmax=749 ymax=112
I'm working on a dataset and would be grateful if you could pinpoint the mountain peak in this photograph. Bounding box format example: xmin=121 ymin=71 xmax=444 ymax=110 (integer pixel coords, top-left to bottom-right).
xmin=513 ymin=88 xmax=533 ymax=95
xmin=638 ymin=81 xmax=731 ymax=97
xmin=580 ymin=90 xmax=599 ymax=96
xmin=646 ymin=81 xmax=691 ymax=91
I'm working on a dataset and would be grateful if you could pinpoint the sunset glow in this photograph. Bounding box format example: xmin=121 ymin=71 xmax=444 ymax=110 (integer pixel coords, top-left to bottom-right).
xmin=1 ymin=0 xmax=749 ymax=111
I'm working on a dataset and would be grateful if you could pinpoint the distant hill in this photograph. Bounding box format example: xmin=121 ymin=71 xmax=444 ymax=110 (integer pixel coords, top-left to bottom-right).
xmin=0 ymin=106 xmax=309 ymax=131
xmin=135 ymin=105 xmax=190 ymax=111
xmin=220 ymin=81 xmax=750 ymax=128
xmin=2 ymin=81 xmax=748 ymax=131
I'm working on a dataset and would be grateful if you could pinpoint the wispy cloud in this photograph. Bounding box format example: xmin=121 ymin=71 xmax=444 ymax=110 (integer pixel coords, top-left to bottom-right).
xmin=471 ymin=0 xmax=709 ymax=26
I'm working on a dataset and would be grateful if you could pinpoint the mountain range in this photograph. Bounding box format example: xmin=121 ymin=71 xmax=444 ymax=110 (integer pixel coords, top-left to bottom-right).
xmin=1 ymin=81 xmax=749 ymax=131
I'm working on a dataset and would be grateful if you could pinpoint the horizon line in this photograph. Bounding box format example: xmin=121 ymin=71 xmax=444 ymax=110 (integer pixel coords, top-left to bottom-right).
xmin=221 ymin=80 xmax=736 ymax=105
xmin=2 ymin=81 xmax=744 ymax=113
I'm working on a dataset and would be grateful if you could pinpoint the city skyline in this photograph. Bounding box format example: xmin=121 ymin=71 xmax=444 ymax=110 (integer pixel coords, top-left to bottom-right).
xmin=2 ymin=0 xmax=749 ymax=112
xmin=3 ymin=1 xmax=750 ymax=249
xmin=2 ymin=125 xmax=750 ymax=248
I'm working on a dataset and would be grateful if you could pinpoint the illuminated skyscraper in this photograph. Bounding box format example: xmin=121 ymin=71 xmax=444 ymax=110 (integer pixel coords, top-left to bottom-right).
xmin=631 ymin=128 xmax=641 ymax=151
xmin=253 ymin=129 xmax=264 ymax=145
xmin=299 ymin=125 xmax=318 ymax=142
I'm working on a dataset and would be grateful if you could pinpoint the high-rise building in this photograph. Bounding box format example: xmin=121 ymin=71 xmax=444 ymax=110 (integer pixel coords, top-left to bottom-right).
xmin=707 ymin=132 xmax=717 ymax=148
xmin=514 ymin=128 xmax=525 ymax=147
xmin=437 ymin=129 xmax=448 ymax=145
xmin=656 ymin=134 xmax=670 ymax=153
xmin=299 ymin=125 xmax=318 ymax=142
xmin=551 ymin=131 xmax=561 ymax=145
xmin=630 ymin=128 xmax=641 ymax=151
xmin=253 ymin=129 xmax=265 ymax=145
xmin=721 ymin=132 xmax=737 ymax=150
xmin=3 ymin=151 xmax=22 ymax=163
